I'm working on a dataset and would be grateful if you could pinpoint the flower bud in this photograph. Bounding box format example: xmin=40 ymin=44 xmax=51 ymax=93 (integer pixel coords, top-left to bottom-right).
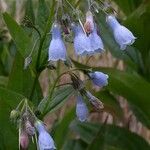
xmin=20 ymin=131 xmax=29 ymax=150
xmin=25 ymin=120 xmax=35 ymax=136
xmin=89 ymin=71 xmax=109 ymax=87
xmin=84 ymin=11 xmax=94 ymax=34
xmin=10 ymin=110 xmax=19 ymax=119
xmin=86 ymin=91 xmax=104 ymax=110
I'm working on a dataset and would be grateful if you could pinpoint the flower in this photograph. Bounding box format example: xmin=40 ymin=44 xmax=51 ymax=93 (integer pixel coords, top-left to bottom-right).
xmin=106 ymin=15 xmax=136 ymax=50
xmin=84 ymin=11 xmax=94 ymax=34
xmin=89 ymin=25 xmax=104 ymax=53
xmin=72 ymin=23 xmax=94 ymax=56
xmin=76 ymin=96 xmax=89 ymax=122
xmin=89 ymin=71 xmax=109 ymax=87
xmin=35 ymin=121 xmax=56 ymax=150
xmin=20 ymin=131 xmax=29 ymax=150
xmin=48 ymin=23 xmax=67 ymax=61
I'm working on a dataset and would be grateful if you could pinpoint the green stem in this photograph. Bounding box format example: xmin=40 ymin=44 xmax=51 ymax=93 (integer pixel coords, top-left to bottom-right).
xmin=29 ymin=1 xmax=56 ymax=101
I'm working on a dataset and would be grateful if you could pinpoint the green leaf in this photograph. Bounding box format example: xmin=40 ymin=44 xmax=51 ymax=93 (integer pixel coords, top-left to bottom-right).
xmin=36 ymin=0 xmax=49 ymax=32
xmin=3 ymin=12 xmax=31 ymax=57
xmin=70 ymin=121 xmax=150 ymax=150
xmin=0 ymin=76 xmax=8 ymax=87
xmin=25 ymin=0 xmax=35 ymax=24
xmin=7 ymin=52 xmax=43 ymax=104
xmin=38 ymin=85 xmax=75 ymax=115
xmin=62 ymin=139 xmax=87 ymax=150
xmin=54 ymin=108 xmax=75 ymax=149
xmin=95 ymin=90 xmax=123 ymax=120
xmin=113 ymin=0 xmax=142 ymax=15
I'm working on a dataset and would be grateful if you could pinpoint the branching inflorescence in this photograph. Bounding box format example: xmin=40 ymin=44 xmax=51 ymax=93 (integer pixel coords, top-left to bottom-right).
xmin=10 ymin=0 xmax=136 ymax=149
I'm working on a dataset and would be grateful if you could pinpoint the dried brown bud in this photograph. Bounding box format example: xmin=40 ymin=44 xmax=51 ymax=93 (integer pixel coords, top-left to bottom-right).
xmin=25 ymin=120 xmax=35 ymax=136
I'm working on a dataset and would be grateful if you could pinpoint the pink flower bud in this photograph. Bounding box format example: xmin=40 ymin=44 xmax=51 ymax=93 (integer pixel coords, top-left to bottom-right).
xmin=20 ymin=131 xmax=29 ymax=150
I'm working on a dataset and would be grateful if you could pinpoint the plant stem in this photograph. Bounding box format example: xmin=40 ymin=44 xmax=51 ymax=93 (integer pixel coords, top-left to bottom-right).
xmin=29 ymin=1 xmax=56 ymax=101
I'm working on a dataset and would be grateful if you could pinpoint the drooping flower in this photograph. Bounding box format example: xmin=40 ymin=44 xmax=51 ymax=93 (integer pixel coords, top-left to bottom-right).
xmin=48 ymin=23 xmax=67 ymax=61
xmin=89 ymin=71 xmax=109 ymax=87
xmin=20 ymin=131 xmax=29 ymax=150
xmin=106 ymin=15 xmax=136 ymax=50
xmin=84 ymin=11 xmax=94 ymax=34
xmin=89 ymin=25 xmax=104 ymax=53
xmin=76 ymin=96 xmax=89 ymax=122
xmin=35 ymin=121 xmax=56 ymax=150
xmin=72 ymin=23 xmax=94 ymax=56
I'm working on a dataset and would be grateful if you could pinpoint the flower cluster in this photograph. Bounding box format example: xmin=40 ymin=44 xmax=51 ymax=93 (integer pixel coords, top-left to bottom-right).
xmin=10 ymin=99 xmax=56 ymax=150
xmin=48 ymin=10 xmax=136 ymax=62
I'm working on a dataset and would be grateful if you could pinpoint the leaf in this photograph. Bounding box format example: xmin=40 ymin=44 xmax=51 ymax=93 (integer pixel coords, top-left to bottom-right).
xmin=38 ymin=85 xmax=75 ymax=115
xmin=72 ymin=60 xmax=150 ymax=128
xmin=113 ymin=0 xmax=142 ymax=15
xmin=7 ymin=52 xmax=43 ymax=104
xmin=54 ymin=108 xmax=75 ymax=149
xmin=70 ymin=121 xmax=150 ymax=150
xmin=0 ymin=76 xmax=8 ymax=87
xmin=95 ymin=90 xmax=123 ymax=120
xmin=25 ymin=0 xmax=35 ymax=24
xmin=62 ymin=139 xmax=87 ymax=150
xmin=36 ymin=0 xmax=49 ymax=32
xmin=3 ymin=12 xmax=31 ymax=57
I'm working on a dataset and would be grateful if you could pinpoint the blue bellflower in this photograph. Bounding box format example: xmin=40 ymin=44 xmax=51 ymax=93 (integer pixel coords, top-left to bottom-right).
xmin=76 ymin=96 xmax=89 ymax=122
xmin=35 ymin=121 xmax=56 ymax=150
xmin=106 ymin=15 xmax=136 ymax=50
xmin=89 ymin=25 xmax=104 ymax=53
xmin=89 ymin=71 xmax=109 ymax=87
xmin=72 ymin=24 xmax=94 ymax=56
xmin=48 ymin=23 xmax=67 ymax=61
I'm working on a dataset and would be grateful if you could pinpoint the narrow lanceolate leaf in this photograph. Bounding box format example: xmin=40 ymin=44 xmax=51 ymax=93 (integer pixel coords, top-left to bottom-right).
xmin=3 ymin=12 xmax=31 ymax=57
xmin=70 ymin=121 xmax=150 ymax=150
xmin=95 ymin=90 xmax=123 ymax=120
xmin=38 ymin=85 xmax=75 ymax=115
xmin=72 ymin=60 xmax=150 ymax=128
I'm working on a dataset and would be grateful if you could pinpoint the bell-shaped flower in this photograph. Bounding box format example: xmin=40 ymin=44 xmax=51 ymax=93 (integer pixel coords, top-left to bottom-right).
xmin=72 ymin=23 xmax=94 ymax=56
xmin=106 ymin=15 xmax=136 ymax=50
xmin=84 ymin=11 xmax=94 ymax=34
xmin=35 ymin=121 xmax=56 ymax=150
xmin=48 ymin=23 xmax=67 ymax=61
xmin=76 ymin=96 xmax=89 ymax=122
xmin=89 ymin=25 xmax=104 ymax=53
xmin=89 ymin=71 xmax=109 ymax=87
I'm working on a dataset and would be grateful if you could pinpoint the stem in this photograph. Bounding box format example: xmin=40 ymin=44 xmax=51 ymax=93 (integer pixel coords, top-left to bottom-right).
xmin=29 ymin=1 xmax=56 ymax=101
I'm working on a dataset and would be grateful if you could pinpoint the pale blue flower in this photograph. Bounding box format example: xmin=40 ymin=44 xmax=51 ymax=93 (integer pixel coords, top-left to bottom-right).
xmin=106 ymin=15 xmax=136 ymax=50
xmin=76 ymin=96 xmax=89 ymax=122
xmin=89 ymin=25 xmax=104 ymax=53
xmin=72 ymin=24 xmax=94 ymax=56
xmin=48 ymin=23 xmax=67 ymax=61
xmin=35 ymin=121 xmax=56 ymax=150
xmin=89 ymin=71 xmax=109 ymax=87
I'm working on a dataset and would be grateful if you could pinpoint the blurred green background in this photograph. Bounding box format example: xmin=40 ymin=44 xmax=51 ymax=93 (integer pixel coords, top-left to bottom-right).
xmin=0 ymin=0 xmax=150 ymax=149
